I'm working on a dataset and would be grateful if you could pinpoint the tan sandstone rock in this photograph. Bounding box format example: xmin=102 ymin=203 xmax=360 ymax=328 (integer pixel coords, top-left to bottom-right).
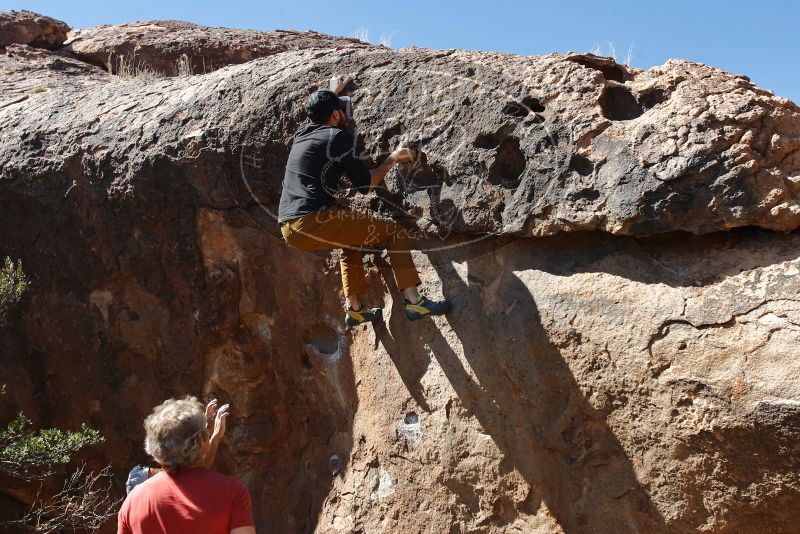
xmin=0 ymin=10 xmax=70 ymax=51
xmin=60 ymin=19 xmax=372 ymax=75
xmin=0 ymin=15 xmax=798 ymax=534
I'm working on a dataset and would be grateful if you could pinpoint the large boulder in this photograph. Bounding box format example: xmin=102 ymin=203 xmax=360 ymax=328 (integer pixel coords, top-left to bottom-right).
xmin=0 ymin=10 xmax=70 ymax=51
xmin=321 ymin=228 xmax=800 ymax=533
xmin=1 ymin=41 xmax=799 ymax=238
xmin=60 ymin=19 xmax=372 ymax=75
xmin=0 ymin=19 xmax=799 ymax=534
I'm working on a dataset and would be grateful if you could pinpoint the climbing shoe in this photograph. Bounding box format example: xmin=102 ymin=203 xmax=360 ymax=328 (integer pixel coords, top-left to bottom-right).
xmin=345 ymin=306 xmax=382 ymax=327
xmin=404 ymin=295 xmax=451 ymax=321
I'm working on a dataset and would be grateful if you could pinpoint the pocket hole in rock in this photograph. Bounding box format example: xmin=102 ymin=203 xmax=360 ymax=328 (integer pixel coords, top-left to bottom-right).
xmin=474 ymin=132 xmax=502 ymax=149
xmin=599 ymin=85 xmax=643 ymax=121
xmin=329 ymin=454 xmax=343 ymax=476
xmin=567 ymin=55 xmax=627 ymax=82
xmin=568 ymin=188 xmax=600 ymax=202
xmin=379 ymin=123 xmax=405 ymax=152
xmin=302 ymin=324 xmax=338 ymax=355
xmin=488 ymin=138 xmax=526 ymax=188
xmin=404 ymin=151 xmax=450 ymax=189
xmin=569 ymin=154 xmax=594 ymax=176
xmin=638 ymin=87 xmax=670 ymax=110
xmin=522 ymin=96 xmax=545 ymax=112
xmin=474 ymin=124 xmax=516 ymax=150
xmin=502 ymin=95 xmax=545 ymax=118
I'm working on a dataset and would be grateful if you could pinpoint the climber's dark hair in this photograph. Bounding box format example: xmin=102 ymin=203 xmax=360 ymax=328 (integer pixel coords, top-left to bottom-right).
xmin=306 ymin=90 xmax=351 ymax=124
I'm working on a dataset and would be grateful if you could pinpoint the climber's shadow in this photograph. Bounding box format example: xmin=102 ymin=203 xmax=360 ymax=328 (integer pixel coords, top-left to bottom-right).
xmin=372 ymin=318 xmax=434 ymax=413
xmin=373 ymin=242 xmax=667 ymax=533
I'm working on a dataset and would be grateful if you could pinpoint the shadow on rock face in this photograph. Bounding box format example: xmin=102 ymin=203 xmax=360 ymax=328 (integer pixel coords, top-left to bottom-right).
xmin=373 ymin=246 xmax=667 ymax=532
xmin=0 ymin=176 xmax=359 ymax=533
xmin=496 ymin=227 xmax=800 ymax=289
xmin=364 ymin=226 xmax=800 ymax=532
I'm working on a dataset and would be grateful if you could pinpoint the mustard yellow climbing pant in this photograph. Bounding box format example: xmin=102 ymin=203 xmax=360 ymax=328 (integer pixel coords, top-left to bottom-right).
xmin=280 ymin=208 xmax=422 ymax=297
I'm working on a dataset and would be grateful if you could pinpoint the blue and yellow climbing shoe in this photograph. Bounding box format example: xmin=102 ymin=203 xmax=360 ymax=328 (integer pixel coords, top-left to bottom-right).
xmin=345 ymin=306 xmax=382 ymax=327
xmin=404 ymin=295 xmax=451 ymax=321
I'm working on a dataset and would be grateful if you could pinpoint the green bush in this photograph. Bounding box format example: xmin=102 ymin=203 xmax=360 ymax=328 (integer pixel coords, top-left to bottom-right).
xmin=0 ymin=413 xmax=103 ymax=481
xmin=0 ymin=387 xmax=116 ymax=531
xmin=0 ymin=262 xmax=118 ymax=530
xmin=0 ymin=257 xmax=28 ymax=323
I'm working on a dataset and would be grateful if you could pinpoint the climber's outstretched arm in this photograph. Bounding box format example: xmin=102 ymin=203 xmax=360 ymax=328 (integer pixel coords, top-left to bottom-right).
xmin=368 ymin=147 xmax=416 ymax=191
xmin=326 ymin=74 xmax=416 ymax=192
xmin=201 ymin=400 xmax=229 ymax=468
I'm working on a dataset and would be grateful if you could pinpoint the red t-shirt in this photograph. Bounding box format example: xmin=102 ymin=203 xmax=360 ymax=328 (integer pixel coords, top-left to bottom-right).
xmin=117 ymin=466 xmax=253 ymax=533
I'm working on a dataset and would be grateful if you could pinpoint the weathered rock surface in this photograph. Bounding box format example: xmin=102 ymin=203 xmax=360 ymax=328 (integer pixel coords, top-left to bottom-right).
xmin=1 ymin=21 xmax=799 ymax=237
xmin=325 ymin=230 xmax=800 ymax=533
xmin=0 ymin=10 xmax=70 ymax=51
xmin=0 ymin=44 xmax=107 ymax=104
xmin=61 ymin=19 xmax=371 ymax=75
xmin=1 ymin=14 xmax=799 ymax=534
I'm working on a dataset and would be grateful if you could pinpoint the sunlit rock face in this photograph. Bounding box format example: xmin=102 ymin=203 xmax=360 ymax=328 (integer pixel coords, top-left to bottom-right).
xmin=60 ymin=19 xmax=372 ymax=75
xmin=1 ymin=12 xmax=799 ymax=533
xmin=0 ymin=10 xmax=70 ymax=52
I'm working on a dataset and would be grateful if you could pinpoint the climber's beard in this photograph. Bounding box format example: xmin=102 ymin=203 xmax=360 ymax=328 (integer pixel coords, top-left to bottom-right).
xmin=336 ymin=111 xmax=347 ymax=129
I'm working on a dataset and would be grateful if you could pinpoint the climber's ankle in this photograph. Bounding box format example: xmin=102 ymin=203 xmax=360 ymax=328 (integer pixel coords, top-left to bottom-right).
xmin=402 ymin=286 xmax=420 ymax=305
xmin=346 ymin=295 xmax=361 ymax=311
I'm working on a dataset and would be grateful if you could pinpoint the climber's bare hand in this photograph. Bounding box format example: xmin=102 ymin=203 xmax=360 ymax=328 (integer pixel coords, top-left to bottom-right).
xmin=391 ymin=147 xmax=416 ymax=164
xmin=329 ymin=75 xmax=352 ymax=95
xmin=205 ymin=398 xmax=218 ymax=431
xmin=212 ymin=403 xmax=230 ymax=440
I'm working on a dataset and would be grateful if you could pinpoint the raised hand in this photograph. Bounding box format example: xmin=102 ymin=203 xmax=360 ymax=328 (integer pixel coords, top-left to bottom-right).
xmin=212 ymin=403 xmax=230 ymax=440
xmin=205 ymin=398 xmax=218 ymax=433
xmin=328 ymin=75 xmax=352 ymax=95
xmin=201 ymin=400 xmax=230 ymax=469
xmin=391 ymin=146 xmax=417 ymax=164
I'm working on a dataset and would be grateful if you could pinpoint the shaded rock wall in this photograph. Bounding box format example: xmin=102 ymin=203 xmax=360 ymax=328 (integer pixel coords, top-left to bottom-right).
xmin=1 ymin=12 xmax=799 ymax=534
xmin=0 ymin=161 xmax=356 ymax=531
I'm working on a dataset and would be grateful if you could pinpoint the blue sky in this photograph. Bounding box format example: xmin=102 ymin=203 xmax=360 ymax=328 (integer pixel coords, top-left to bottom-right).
xmin=5 ymin=0 xmax=799 ymax=103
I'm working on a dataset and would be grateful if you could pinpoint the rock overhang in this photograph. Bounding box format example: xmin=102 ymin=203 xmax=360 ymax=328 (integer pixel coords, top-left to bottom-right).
xmin=2 ymin=14 xmax=800 ymax=241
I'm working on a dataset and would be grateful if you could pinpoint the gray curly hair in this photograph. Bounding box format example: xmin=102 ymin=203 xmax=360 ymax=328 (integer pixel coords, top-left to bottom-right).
xmin=144 ymin=396 xmax=206 ymax=470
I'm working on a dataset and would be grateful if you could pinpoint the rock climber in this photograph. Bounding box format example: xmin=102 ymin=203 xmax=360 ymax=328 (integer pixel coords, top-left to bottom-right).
xmin=278 ymin=76 xmax=451 ymax=327
xmin=117 ymin=396 xmax=254 ymax=534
